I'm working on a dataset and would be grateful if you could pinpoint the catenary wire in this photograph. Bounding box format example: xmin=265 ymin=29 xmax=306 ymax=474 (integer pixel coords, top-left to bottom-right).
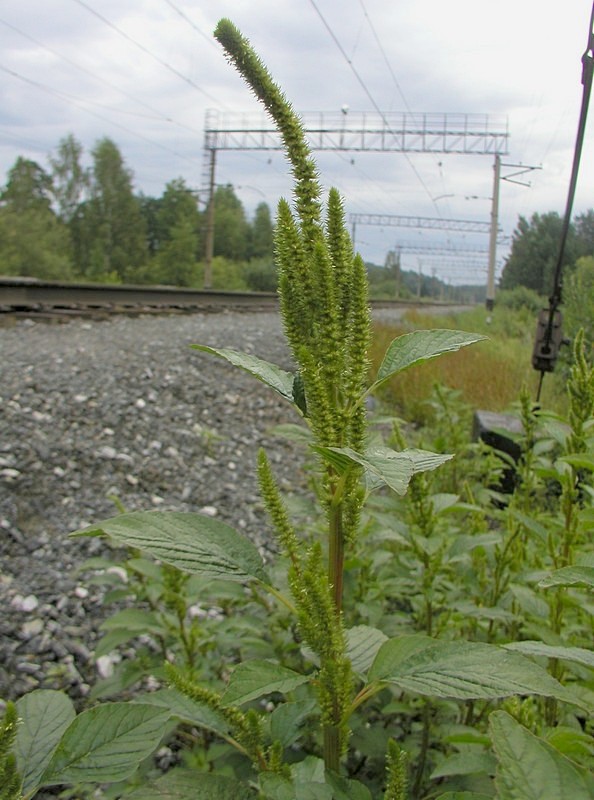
xmin=71 ymin=0 xmax=225 ymax=107
xmin=0 ymin=17 xmax=205 ymax=137
xmin=308 ymin=0 xmax=444 ymax=216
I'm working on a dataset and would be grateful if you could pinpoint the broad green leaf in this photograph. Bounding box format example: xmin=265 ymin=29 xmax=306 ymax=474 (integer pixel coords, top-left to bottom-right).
xmin=449 ymin=533 xmax=502 ymax=558
xmin=539 ymin=565 xmax=594 ymax=589
xmin=346 ymin=625 xmax=389 ymax=675
xmin=431 ymin=751 xmax=497 ymax=779
xmin=95 ymin=628 xmax=144 ymax=658
xmin=560 ymin=453 xmax=594 ymax=471
xmin=368 ymin=634 xmax=436 ymax=680
xmin=324 ymin=772 xmax=373 ymax=800
xmin=15 ymin=690 xmax=76 ymax=794
xmin=435 ymin=794 xmax=492 ymax=800
xmin=127 ymin=768 xmax=256 ymax=799
xmin=371 ymin=329 xmax=486 ymax=390
xmin=100 ymin=608 xmax=163 ymax=634
xmin=71 ymin=511 xmax=269 ymax=583
xmin=41 ymin=703 xmax=170 ymax=786
xmin=131 ymin=689 xmax=230 ymax=737
xmin=368 ymin=636 xmax=571 ymax=702
xmin=316 ymin=446 xmax=451 ymax=495
xmin=453 ymin=602 xmax=516 ymax=623
xmin=259 ymin=774 xmax=332 ymax=800
xmin=191 ymin=345 xmax=296 ymax=406
xmin=508 ymin=510 xmax=550 ymax=543
xmin=490 ymin=710 xmax=594 ymax=800
xmin=272 ymin=422 xmax=313 ymax=444
xmin=221 ymin=660 xmax=309 ymax=706
xmin=270 ymin=699 xmax=316 ymax=747
xmin=504 ymin=641 xmax=594 ymax=669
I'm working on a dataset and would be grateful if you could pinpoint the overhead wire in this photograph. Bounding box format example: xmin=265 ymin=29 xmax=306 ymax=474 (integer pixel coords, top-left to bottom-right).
xmin=0 ymin=64 xmax=203 ymax=169
xmin=161 ymin=0 xmax=219 ymax=51
xmin=71 ymin=0 xmax=224 ymax=106
xmin=308 ymin=0 xmax=444 ymax=216
xmin=0 ymin=17 xmax=205 ymax=137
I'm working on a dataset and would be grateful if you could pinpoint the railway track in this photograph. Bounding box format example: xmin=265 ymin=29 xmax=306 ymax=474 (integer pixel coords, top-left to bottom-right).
xmin=0 ymin=276 xmax=458 ymax=320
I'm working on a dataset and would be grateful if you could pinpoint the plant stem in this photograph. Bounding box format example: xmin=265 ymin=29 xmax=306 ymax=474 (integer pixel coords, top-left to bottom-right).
xmin=323 ymin=724 xmax=341 ymax=773
xmin=412 ymin=702 xmax=432 ymax=797
xmin=328 ymin=500 xmax=345 ymax=615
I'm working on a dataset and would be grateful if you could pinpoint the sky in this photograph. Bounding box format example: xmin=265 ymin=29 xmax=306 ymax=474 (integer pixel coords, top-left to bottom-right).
xmin=0 ymin=0 xmax=593 ymax=286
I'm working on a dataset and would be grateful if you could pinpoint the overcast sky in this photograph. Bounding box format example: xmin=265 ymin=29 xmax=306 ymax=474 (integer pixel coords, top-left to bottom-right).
xmin=1 ymin=0 xmax=593 ymax=285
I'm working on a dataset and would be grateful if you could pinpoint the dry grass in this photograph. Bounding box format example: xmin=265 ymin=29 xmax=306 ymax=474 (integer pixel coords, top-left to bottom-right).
xmin=370 ymin=307 xmax=566 ymax=421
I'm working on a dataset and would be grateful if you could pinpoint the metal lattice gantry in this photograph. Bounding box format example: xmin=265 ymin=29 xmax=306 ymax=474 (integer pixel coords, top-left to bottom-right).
xmin=200 ymin=109 xmax=509 ymax=288
xmin=393 ymin=244 xmax=489 ymax=257
xmin=349 ymin=213 xmax=492 ymax=234
xmin=203 ymin=109 xmax=510 ymax=154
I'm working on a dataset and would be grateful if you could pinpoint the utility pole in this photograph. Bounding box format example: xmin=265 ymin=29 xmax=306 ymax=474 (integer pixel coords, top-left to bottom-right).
xmin=486 ymin=154 xmax=501 ymax=311
xmin=203 ymin=148 xmax=216 ymax=290
xmin=486 ymin=158 xmax=541 ymax=310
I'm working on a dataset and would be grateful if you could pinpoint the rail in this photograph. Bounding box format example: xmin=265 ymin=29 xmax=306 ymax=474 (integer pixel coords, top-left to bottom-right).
xmin=0 ymin=276 xmax=461 ymax=320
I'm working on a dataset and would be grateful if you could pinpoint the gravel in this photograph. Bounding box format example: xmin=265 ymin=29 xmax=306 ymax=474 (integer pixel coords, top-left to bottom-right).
xmin=0 ymin=310 xmax=303 ymax=703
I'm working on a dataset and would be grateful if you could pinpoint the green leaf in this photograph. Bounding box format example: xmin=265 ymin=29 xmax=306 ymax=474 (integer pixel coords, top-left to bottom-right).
xmin=221 ymin=660 xmax=309 ymax=706
xmin=371 ymin=329 xmax=486 ymax=391
xmin=127 ymin=768 xmax=257 ymax=799
xmin=316 ymin=446 xmax=452 ymax=495
xmin=368 ymin=636 xmax=572 ymax=702
xmin=95 ymin=628 xmax=144 ymax=658
xmin=40 ymin=703 xmax=170 ymax=786
xmin=560 ymin=453 xmax=594 ymax=471
xmin=131 ymin=689 xmax=230 ymax=737
xmin=539 ymin=565 xmax=594 ymax=589
xmin=15 ymin=690 xmax=76 ymax=795
xmin=489 ymin=710 xmax=594 ymax=799
xmin=435 ymin=794 xmax=492 ymax=800
xmin=504 ymin=641 xmax=594 ymax=669
xmin=346 ymin=625 xmax=389 ymax=675
xmin=270 ymin=699 xmax=316 ymax=747
xmin=100 ymin=608 xmax=164 ymax=634
xmin=368 ymin=634 xmax=436 ymax=680
xmin=71 ymin=512 xmax=269 ymax=583
xmin=272 ymin=422 xmax=313 ymax=445
xmin=324 ymin=772 xmax=373 ymax=800
xmin=259 ymin=774 xmax=332 ymax=800
xmin=191 ymin=345 xmax=296 ymax=407
xmin=431 ymin=751 xmax=497 ymax=779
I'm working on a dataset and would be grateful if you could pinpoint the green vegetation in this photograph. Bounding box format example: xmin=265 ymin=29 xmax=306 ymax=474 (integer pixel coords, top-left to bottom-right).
xmin=2 ymin=19 xmax=594 ymax=800
xmin=0 ymin=136 xmax=276 ymax=289
xmin=370 ymin=295 xmax=570 ymax=422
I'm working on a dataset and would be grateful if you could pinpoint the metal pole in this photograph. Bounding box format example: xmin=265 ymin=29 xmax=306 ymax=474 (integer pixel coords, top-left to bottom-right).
xmin=204 ymin=148 xmax=217 ymax=290
xmin=486 ymin=153 xmax=500 ymax=311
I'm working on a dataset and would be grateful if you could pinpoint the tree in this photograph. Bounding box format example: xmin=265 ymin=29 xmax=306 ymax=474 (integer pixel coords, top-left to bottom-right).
xmin=563 ymin=255 xmax=594 ymax=357
xmin=0 ymin=156 xmax=72 ymax=279
xmin=574 ymin=210 xmax=594 ymax=258
xmin=248 ymin=201 xmax=274 ymax=259
xmin=154 ymin=218 xmax=199 ymax=286
xmin=213 ymin=184 xmax=249 ymax=261
xmin=1 ymin=157 xmax=53 ymax=213
xmin=499 ymin=211 xmax=579 ymax=295
xmin=86 ymin=138 xmax=147 ymax=282
xmin=49 ymin=134 xmax=89 ymax=224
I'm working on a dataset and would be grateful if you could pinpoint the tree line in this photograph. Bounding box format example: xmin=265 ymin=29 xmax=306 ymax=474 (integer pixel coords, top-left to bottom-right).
xmin=0 ymin=134 xmax=276 ymax=289
xmin=2 ymin=132 xmax=593 ymax=305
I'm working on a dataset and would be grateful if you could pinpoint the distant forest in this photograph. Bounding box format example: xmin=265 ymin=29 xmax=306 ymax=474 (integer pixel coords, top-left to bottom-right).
xmin=1 ymin=134 xmax=593 ymax=305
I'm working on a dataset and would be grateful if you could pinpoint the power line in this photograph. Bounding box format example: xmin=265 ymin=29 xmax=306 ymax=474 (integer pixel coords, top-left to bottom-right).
xmin=0 ymin=16 xmax=204 ymax=137
xmin=162 ymin=0 xmax=219 ymax=50
xmin=71 ymin=0 xmax=224 ymax=106
xmin=308 ymin=0 xmax=442 ymax=214
xmin=0 ymin=64 xmax=202 ymax=169
xmin=357 ymin=0 xmax=412 ymax=114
